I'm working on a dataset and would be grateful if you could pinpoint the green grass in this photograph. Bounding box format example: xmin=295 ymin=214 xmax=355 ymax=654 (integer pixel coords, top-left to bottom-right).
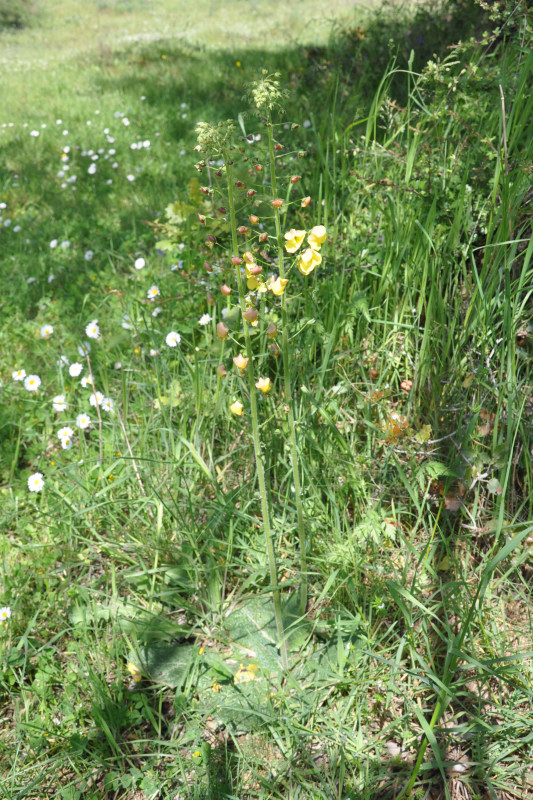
xmin=1 ymin=0 xmax=532 ymax=798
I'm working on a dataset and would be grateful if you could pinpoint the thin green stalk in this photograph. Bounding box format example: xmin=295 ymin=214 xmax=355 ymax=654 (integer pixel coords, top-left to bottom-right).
xmin=225 ymin=154 xmax=289 ymax=670
xmin=266 ymin=111 xmax=308 ymax=616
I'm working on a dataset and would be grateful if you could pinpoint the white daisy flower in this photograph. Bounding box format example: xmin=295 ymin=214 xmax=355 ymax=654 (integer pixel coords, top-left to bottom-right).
xmin=12 ymin=369 xmax=26 ymax=381
xmin=24 ymin=375 xmax=41 ymax=391
xmin=57 ymin=355 xmax=69 ymax=367
xmin=60 ymin=240 xmax=70 ymax=249
xmin=149 ymin=348 xmax=160 ymax=357
xmin=88 ymin=163 xmax=97 ymax=175
xmin=126 ymin=174 xmax=135 ymax=182
xmin=152 ymin=306 xmax=163 ymax=317
xmin=114 ymin=362 xmax=122 ymax=370
xmin=84 ymin=250 xmax=94 ymax=261
xmin=78 ymin=342 xmax=91 ymax=356
xmin=198 ymin=313 xmax=212 ymax=326
xmin=60 ymin=436 xmax=73 ymax=450
xmin=121 ymin=314 xmax=133 ymax=330
xmin=40 ymin=324 xmax=54 ymax=338
xmin=27 ymin=277 xmax=36 ymax=284
xmin=28 ymin=472 xmax=44 ymax=492
xmin=30 ymin=129 xmax=39 ymax=137
xmin=80 ymin=376 xmax=90 ymax=388
xmin=134 ymin=257 xmax=145 ymax=270
xmin=50 ymin=239 xmax=58 ymax=248
xmin=69 ymin=362 xmax=83 ymax=377
xmin=101 ymin=397 xmax=114 ymax=412
xmin=89 ymin=391 xmax=104 ymax=407
xmin=165 ymin=331 xmax=181 ymax=347
xmin=147 ymin=285 xmax=160 ymax=300
xmin=76 ymin=413 xmax=91 ymax=430
xmin=52 ymin=395 xmax=67 ymax=412
xmin=58 ymin=426 xmax=74 ymax=440
xmin=0 ymin=607 xmax=11 ymax=621
xmin=85 ymin=319 xmax=100 ymax=339
xmin=48 ymin=274 xmax=55 ymax=283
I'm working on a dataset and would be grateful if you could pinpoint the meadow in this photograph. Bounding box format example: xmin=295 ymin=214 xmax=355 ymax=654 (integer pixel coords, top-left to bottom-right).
xmin=0 ymin=0 xmax=532 ymax=798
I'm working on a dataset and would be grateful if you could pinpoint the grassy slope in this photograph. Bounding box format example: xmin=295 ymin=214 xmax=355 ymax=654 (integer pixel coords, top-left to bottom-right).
xmin=0 ymin=1 xmax=532 ymax=799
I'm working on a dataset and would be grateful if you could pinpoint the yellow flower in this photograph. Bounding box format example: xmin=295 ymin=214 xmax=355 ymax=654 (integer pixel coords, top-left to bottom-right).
xmin=230 ymin=400 xmax=244 ymax=416
xmin=233 ymin=354 xmax=249 ymax=370
xmin=247 ymin=274 xmax=268 ymax=292
xmin=234 ymin=663 xmax=259 ymax=684
xmin=284 ymin=229 xmax=306 ymax=254
xmin=307 ymin=225 xmax=327 ymax=250
xmin=255 ymin=377 xmax=271 ymax=393
xmin=269 ymin=276 xmax=289 ymax=296
xmin=297 ymin=247 xmax=322 ymax=275
xmin=127 ymin=662 xmax=142 ymax=683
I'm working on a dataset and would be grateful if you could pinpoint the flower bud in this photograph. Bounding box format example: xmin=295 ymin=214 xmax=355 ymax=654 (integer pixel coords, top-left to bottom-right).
xmin=259 ymin=232 xmax=268 ymax=243
xmin=269 ymin=342 xmax=280 ymax=357
xmin=274 ymin=144 xmax=283 ymax=151
xmin=231 ymin=256 xmax=243 ymax=266
xmin=249 ymin=264 xmax=262 ymax=275
xmin=249 ymin=215 xmax=259 ymax=224
xmin=216 ymin=322 xmax=229 ymax=340
xmin=243 ymin=307 xmax=258 ymax=324
xmin=198 ymin=214 xmax=206 ymax=224
xmin=216 ymin=364 xmax=228 ymax=378
xmin=254 ymin=164 xmax=263 ymax=172
xmin=301 ymin=196 xmax=311 ymax=208
xmin=266 ymin=322 xmax=277 ymax=339
xmin=207 ymin=234 xmax=216 ymax=242
xmin=272 ymin=198 xmax=283 ymax=208
xmin=221 ymin=284 xmax=232 ymax=295
xmin=233 ymin=354 xmax=249 ymax=370
xmin=237 ymin=226 xmax=248 ymax=234
xmin=218 ymin=207 xmax=226 ymax=214
xmin=247 ymin=189 xmax=257 ymax=197
xmin=235 ymin=181 xmax=246 ymax=189
xmin=290 ymin=175 xmax=301 ymax=183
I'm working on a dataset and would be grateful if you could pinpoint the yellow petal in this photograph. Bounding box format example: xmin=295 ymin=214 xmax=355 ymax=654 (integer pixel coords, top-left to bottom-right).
xmin=270 ymin=276 xmax=289 ymax=296
xmin=230 ymin=400 xmax=244 ymax=416
xmin=284 ymin=228 xmax=306 ymax=253
xmin=307 ymin=225 xmax=327 ymax=250
xmin=255 ymin=377 xmax=271 ymax=393
xmin=297 ymin=248 xmax=322 ymax=275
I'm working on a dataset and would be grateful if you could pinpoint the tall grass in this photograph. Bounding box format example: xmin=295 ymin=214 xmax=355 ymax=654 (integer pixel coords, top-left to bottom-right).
xmin=0 ymin=1 xmax=532 ymax=798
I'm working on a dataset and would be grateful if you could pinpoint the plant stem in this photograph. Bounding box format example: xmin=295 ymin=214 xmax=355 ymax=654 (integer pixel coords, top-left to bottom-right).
xmin=266 ymin=112 xmax=308 ymax=615
xmin=225 ymin=153 xmax=289 ymax=670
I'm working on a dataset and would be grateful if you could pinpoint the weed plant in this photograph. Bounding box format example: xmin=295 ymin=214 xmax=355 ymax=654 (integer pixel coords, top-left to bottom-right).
xmin=0 ymin=1 xmax=532 ymax=798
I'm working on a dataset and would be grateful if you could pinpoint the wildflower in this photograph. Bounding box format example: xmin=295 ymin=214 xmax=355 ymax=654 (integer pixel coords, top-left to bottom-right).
xmin=284 ymin=229 xmax=305 ymax=254
xmin=165 ymin=331 xmax=181 ymax=347
xmin=0 ymin=607 xmax=11 ymax=622
xmin=58 ymin=426 xmax=74 ymax=440
xmin=149 ymin=349 xmax=159 ymax=357
xmin=40 ymin=324 xmax=54 ymax=338
xmin=198 ymin=313 xmax=212 ymax=326
xmin=243 ymin=307 xmax=258 ymax=325
xmin=80 ymin=376 xmax=90 ymax=388
xmin=307 ymin=225 xmax=327 ymax=249
xmin=28 ymin=472 xmax=44 ymax=492
xmin=266 ymin=322 xmax=277 ymax=339
xmin=24 ymin=374 xmax=41 ymax=391
xmin=88 ymin=163 xmax=97 ymax=175
xmin=50 ymin=239 xmax=58 ymax=248
xmin=121 ymin=314 xmax=133 ymax=330
xmin=85 ymin=319 xmax=100 ymax=339
xmin=297 ymin=247 xmax=321 ymax=276
xmin=69 ymin=362 xmax=83 ymax=377
xmin=230 ymin=400 xmax=244 ymax=416
xmin=61 ymin=436 xmax=73 ymax=450
xmin=60 ymin=240 xmax=70 ymax=249
xmin=134 ymin=257 xmax=145 ymax=270
xmin=127 ymin=662 xmax=142 ymax=683
xmin=57 ymin=355 xmax=69 ymax=367
xmin=152 ymin=306 xmax=163 ymax=317
xmin=76 ymin=413 xmax=91 ymax=430
xmin=147 ymin=285 xmax=160 ymax=300
xmin=255 ymin=377 xmax=271 ymax=393
xmin=84 ymin=250 xmax=94 ymax=261
xmin=269 ymin=276 xmax=289 ymax=296
xmin=216 ymin=364 xmax=227 ymax=378
xmin=101 ymin=397 xmax=114 ymax=412
xmin=233 ymin=354 xmax=249 ymax=370
xmin=52 ymin=395 xmax=67 ymax=412
xmin=89 ymin=391 xmax=104 ymax=407
xmin=12 ymin=369 xmax=26 ymax=381
xmin=78 ymin=342 xmax=91 ymax=356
